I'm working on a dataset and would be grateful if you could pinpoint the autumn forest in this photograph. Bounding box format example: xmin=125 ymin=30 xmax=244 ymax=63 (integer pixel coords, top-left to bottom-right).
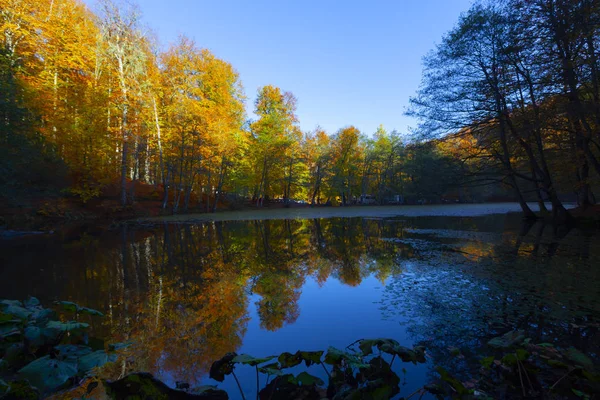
xmin=2 ymin=1 xmax=600 ymax=399
xmin=2 ymin=0 xmax=599 ymax=225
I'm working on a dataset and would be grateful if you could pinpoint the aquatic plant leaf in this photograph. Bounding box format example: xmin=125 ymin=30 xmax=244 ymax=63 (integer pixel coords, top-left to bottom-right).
xmin=2 ymin=305 xmax=32 ymax=320
xmin=564 ymin=347 xmax=594 ymax=370
xmin=45 ymin=320 xmax=89 ymax=332
xmin=435 ymin=366 xmax=469 ymax=395
xmin=55 ymin=301 xmax=78 ymax=313
xmin=358 ymin=338 xmax=399 ymax=356
xmin=259 ymin=362 xmax=284 ymax=376
xmin=78 ymin=350 xmax=117 ymax=374
xmin=18 ymin=355 xmax=77 ymax=392
xmin=287 ymin=372 xmax=324 ymax=386
xmin=0 ymin=379 xmax=8 ymax=396
xmin=298 ymin=350 xmax=324 ymax=366
xmin=480 ymin=356 xmax=494 ymax=369
xmin=232 ymin=354 xmax=274 ymax=366
xmin=107 ymin=372 xmax=228 ymax=400
xmin=0 ymin=321 xmax=22 ymax=340
xmin=78 ymin=307 xmax=104 ymax=317
xmin=324 ymin=347 xmax=369 ymax=368
xmin=324 ymin=346 xmax=347 ymax=365
xmin=108 ymin=341 xmax=133 ymax=351
xmin=29 ymin=308 xmax=56 ymax=326
xmin=54 ymin=344 xmax=93 ymax=361
xmin=209 ymin=352 xmax=237 ymax=382
xmin=0 ymin=300 xmax=23 ymax=307
xmin=24 ymin=326 xmax=44 ymax=347
xmin=278 ymin=351 xmax=301 ymax=368
xmin=487 ymin=330 xmax=525 ymax=349
xmin=23 ymin=297 xmax=40 ymax=309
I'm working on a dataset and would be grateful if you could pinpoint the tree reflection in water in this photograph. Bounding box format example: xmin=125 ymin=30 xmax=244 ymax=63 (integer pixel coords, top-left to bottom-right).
xmin=1 ymin=215 xmax=598 ymax=389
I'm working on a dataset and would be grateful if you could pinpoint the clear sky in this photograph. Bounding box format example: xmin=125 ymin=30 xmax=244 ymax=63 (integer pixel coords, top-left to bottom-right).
xmin=86 ymin=0 xmax=473 ymax=136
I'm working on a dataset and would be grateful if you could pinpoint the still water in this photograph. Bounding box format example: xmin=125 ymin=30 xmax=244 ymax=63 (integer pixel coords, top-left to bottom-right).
xmin=1 ymin=209 xmax=599 ymax=398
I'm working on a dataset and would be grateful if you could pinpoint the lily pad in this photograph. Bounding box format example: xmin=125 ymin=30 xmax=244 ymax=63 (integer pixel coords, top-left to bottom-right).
xmin=18 ymin=355 xmax=77 ymax=392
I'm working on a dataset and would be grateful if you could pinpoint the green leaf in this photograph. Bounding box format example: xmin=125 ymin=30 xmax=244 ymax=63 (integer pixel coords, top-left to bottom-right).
xmin=278 ymin=352 xmax=301 ymax=368
xmin=0 ymin=320 xmax=22 ymax=340
xmin=324 ymin=347 xmax=369 ymax=368
xmin=45 ymin=320 xmax=89 ymax=332
xmin=358 ymin=338 xmax=400 ymax=356
xmin=209 ymin=353 xmax=237 ymax=382
xmin=55 ymin=301 xmax=78 ymax=313
xmin=108 ymin=341 xmax=133 ymax=351
xmin=480 ymin=356 xmax=494 ymax=369
xmin=78 ymin=350 xmax=117 ymax=374
xmin=287 ymin=372 xmax=324 ymax=386
xmin=24 ymin=326 xmax=44 ymax=347
xmin=23 ymin=297 xmax=40 ymax=309
xmin=436 ymin=366 xmax=469 ymax=395
xmin=18 ymin=355 xmax=77 ymax=393
xmin=1 ymin=305 xmax=32 ymax=320
xmin=0 ymin=379 xmax=8 ymax=396
xmin=232 ymin=354 xmax=275 ymax=366
xmin=78 ymin=307 xmax=104 ymax=317
xmin=259 ymin=362 xmax=284 ymax=376
xmin=298 ymin=350 xmax=324 ymax=367
xmin=54 ymin=344 xmax=93 ymax=361
xmin=564 ymin=347 xmax=594 ymax=370
xmin=487 ymin=330 xmax=525 ymax=349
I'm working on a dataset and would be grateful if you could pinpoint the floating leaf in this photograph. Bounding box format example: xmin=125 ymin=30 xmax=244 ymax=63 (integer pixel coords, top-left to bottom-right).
xmin=18 ymin=355 xmax=77 ymax=393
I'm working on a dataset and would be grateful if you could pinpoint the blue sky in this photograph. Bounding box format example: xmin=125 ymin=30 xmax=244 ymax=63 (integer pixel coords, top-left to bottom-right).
xmin=87 ymin=0 xmax=473 ymax=136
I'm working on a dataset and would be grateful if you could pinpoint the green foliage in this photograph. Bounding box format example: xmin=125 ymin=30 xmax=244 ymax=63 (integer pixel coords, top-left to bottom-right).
xmin=0 ymin=298 xmax=123 ymax=396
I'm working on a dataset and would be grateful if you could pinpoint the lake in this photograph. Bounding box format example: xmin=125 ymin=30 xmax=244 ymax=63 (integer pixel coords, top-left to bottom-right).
xmin=1 ymin=204 xmax=599 ymax=399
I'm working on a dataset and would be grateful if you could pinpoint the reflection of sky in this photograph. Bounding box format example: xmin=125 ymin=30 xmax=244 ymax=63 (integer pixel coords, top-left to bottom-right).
xmin=198 ymin=274 xmax=430 ymax=399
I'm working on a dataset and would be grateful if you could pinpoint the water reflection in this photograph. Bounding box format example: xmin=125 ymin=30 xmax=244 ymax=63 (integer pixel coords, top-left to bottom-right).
xmin=1 ymin=215 xmax=599 ymax=390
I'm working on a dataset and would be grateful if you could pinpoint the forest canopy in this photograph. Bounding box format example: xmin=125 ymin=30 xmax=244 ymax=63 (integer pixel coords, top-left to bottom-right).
xmin=1 ymin=0 xmax=599 ymax=220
